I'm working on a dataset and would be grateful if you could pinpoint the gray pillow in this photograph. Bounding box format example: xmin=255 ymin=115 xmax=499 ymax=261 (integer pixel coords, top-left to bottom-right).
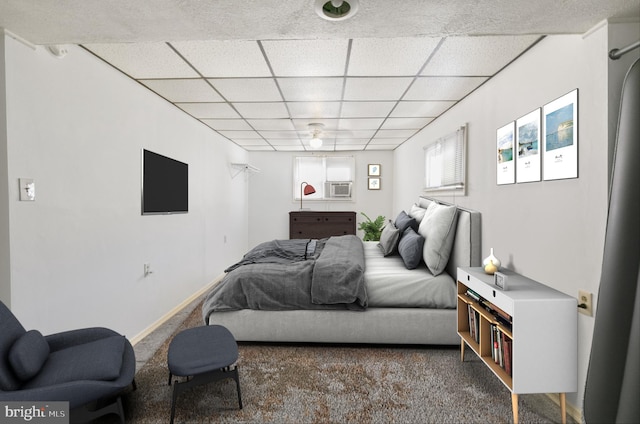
xmin=418 ymin=202 xmax=459 ymax=276
xmin=398 ymin=227 xmax=425 ymax=269
xmin=9 ymin=329 xmax=50 ymax=381
xmin=394 ymin=211 xmax=418 ymax=235
xmin=377 ymin=221 xmax=400 ymax=256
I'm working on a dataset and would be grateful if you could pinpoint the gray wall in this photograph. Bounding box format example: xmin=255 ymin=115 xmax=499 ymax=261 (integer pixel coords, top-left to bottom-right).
xmin=1 ymin=36 xmax=250 ymax=339
xmin=393 ymin=23 xmax=639 ymax=414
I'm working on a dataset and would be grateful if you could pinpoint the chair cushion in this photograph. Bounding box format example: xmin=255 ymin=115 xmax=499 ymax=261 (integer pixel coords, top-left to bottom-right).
xmin=8 ymin=330 xmax=50 ymax=381
xmin=22 ymin=335 xmax=125 ymax=389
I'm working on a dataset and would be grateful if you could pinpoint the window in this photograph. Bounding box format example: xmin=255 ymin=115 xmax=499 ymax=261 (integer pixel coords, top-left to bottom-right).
xmin=424 ymin=124 xmax=467 ymax=194
xmin=294 ymin=156 xmax=355 ymax=200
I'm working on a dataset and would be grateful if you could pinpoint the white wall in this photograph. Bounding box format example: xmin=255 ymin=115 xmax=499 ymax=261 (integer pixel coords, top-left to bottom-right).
xmin=393 ymin=23 xmax=639 ymax=414
xmin=246 ymin=150 xmax=394 ymax=247
xmin=1 ymin=36 xmax=249 ymax=339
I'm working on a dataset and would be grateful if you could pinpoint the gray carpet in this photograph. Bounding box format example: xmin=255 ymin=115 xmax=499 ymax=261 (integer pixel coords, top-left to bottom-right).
xmin=123 ymin=298 xmax=572 ymax=423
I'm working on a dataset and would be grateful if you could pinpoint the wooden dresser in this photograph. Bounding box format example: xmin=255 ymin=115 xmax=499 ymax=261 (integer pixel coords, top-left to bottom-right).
xmin=289 ymin=211 xmax=357 ymax=239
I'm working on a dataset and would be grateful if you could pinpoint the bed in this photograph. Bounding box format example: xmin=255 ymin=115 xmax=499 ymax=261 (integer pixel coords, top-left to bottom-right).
xmin=203 ymin=196 xmax=481 ymax=345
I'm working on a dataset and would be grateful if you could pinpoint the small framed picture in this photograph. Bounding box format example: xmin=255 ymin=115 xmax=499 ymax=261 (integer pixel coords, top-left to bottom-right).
xmin=368 ymin=164 xmax=381 ymax=176
xmin=368 ymin=178 xmax=381 ymax=190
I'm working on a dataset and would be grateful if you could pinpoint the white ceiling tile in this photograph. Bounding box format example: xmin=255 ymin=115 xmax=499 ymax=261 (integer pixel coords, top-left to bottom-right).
xmin=219 ymin=130 xmax=263 ymax=139
xmin=270 ymin=145 xmax=307 ymax=151
xmin=262 ymin=39 xmax=349 ymax=76
xmin=335 ymin=130 xmax=376 ymax=139
xmin=292 ymin=119 xmax=340 ymax=132
xmin=232 ymin=139 xmax=269 ymax=146
xmin=286 ymin=102 xmax=342 ymax=119
xmin=381 ymin=117 xmax=433 ymax=129
xmin=257 ymin=131 xmax=300 ymax=139
xmin=170 ymin=40 xmax=272 ymax=77
xmin=84 ymin=43 xmax=198 ymax=79
xmin=335 ymin=145 xmax=366 ymax=151
xmin=176 ymin=102 xmax=239 ymax=118
xmin=139 ymin=79 xmax=223 ymax=102
xmin=266 ymin=139 xmax=304 ymax=146
xmin=366 ymin=144 xmax=401 ymax=150
xmin=201 ymin=119 xmax=252 ymax=130
xmin=338 ymin=118 xmax=385 ymax=130
xmin=232 ymin=102 xmax=289 ymax=118
xmin=343 ymin=77 xmax=413 ymax=101
xmin=340 ymin=102 xmax=396 ymax=118
xmin=335 ymin=139 xmax=370 ymax=145
xmin=210 ymin=78 xmax=282 ymax=102
xmin=390 ymin=101 xmax=456 ymax=117
xmin=348 ymin=37 xmax=441 ymax=76
xmin=374 ymin=129 xmax=419 ymax=138
xmin=247 ymin=119 xmax=295 ymax=131
xmin=404 ymin=77 xmax=488 ymax=100
xmin=278 ymin=78 xmax=344 ymax=101
xmin=422 ymin=35 xmax=540 ymax=76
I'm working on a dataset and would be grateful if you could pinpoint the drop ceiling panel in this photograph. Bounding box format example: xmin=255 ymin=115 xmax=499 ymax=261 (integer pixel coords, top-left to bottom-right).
xmin=219 ymin=130 xmax=263 ymax=139
xmin=262 ymin=39 xmax=349 ymax=76
xmin=343 ymin=77 xmax=414 ymax=101
xmin=232 ymin=102 xmax=290 ymax=118
xmin=170 ymin=40 xmax=272 ymax=77
xmin=278 ymin=78 xmax=345 ymax=101
xmin=139 ymin=79 xmax=223 ymax=102
xmin=348 ymin=37 xmax=441 ymax=76
xmin=381 ymin=117 xmax=434 ymax=129
xmin=247 ymin=119 xmax=296 ymax=131
xmin=286 ymin=102 xmax=342 ymax=118
xmin=340 ymin=101 xmax=396 ymax=118
xmin=422 ymin=35 xmax=542 ymax=76
xmin=390 ymin=101 xmax=456 ymax=117
xmin=84 ymin=43 xmax=199 ymax=78
xmin=201 ymin=119 xmax=252 ymax=130
xmin=176 ymin=102 xmax=239 ymax=118
xmin=210 ymin=78 xmax=282 ymax=102
xmin=404 ymin=77 xmax=488 ymax=100
xmin=338 ymin=118 xmax=386 ymax=130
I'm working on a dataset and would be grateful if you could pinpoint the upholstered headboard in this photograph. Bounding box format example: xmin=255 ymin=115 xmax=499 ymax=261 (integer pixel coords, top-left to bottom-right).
xmin=417 ymin=196 xmax=482 ymax=277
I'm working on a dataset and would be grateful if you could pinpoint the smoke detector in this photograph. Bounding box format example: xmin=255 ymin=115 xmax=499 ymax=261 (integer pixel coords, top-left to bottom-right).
xmin=315 ymin=0 xmax=359 ymax=21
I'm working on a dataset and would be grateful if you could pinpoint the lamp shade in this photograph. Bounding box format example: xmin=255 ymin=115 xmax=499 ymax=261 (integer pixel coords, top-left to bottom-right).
xmin=300 ymin=182 xmax=316 ymax=210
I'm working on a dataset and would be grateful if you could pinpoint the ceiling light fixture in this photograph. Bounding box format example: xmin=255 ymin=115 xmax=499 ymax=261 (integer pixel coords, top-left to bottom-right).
xmin=314 ymin=0 xmax=359 ymax=21
xmin=308 ymin=123 xmax=324 ymax=149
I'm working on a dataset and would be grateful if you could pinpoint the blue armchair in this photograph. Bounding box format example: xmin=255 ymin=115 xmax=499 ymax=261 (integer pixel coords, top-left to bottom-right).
xmin=0 ymin=301 xmax=136 ymax=423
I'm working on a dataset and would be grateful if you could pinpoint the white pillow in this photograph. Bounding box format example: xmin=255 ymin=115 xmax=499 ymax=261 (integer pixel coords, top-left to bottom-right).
xmin=408 ymin=204 xmax=428 ymax=223
xmin=418 ymin=202 xmax=459 ymax=276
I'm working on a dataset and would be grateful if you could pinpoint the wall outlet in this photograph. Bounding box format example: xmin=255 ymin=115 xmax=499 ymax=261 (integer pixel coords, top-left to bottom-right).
xmin=578 ymin=290 xmax=593 ymax=316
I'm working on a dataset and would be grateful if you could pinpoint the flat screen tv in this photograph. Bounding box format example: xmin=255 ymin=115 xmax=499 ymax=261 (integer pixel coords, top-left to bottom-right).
xmin=142 ymin=149 xmax=188 ymax=215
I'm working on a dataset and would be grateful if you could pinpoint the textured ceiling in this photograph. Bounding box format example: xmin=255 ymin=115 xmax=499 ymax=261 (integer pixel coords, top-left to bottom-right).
xmin=1 ymin=0 xmax=638 ymax=151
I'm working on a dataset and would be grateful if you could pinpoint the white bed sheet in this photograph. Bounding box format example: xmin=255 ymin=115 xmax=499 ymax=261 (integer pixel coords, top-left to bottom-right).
xmin=363 ymin=241 xmax=457 ymax=308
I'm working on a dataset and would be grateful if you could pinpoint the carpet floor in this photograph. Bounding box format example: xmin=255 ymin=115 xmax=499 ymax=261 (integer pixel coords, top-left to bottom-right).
xmin=121 ymin=301 xmax=571 ymax=423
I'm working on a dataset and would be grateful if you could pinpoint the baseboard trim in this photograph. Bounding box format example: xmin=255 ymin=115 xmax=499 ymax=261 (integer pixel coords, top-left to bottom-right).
xmin=545 ymin=393 xmax=583 ymax=423
xmin=129 ymin=274 xmax=224 ymax=346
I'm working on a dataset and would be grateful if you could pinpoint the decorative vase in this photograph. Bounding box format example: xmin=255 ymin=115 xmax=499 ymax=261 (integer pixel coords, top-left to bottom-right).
xmin=482 ymin=248 xmax=501 ymax=272
xmin=484 ymin=260 xmax=498 ymax=275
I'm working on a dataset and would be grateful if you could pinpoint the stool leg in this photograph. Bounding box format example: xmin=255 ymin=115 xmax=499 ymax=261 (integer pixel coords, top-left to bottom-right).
xmin=169 ymin=385 xmax=179 ymax=424
xmin=233 ymin=367 xmax=243 ymax=410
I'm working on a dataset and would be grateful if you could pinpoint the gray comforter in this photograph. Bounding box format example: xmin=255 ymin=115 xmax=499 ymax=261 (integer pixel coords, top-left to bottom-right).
xmin=203 ymin=235 xmax=367 ymax=321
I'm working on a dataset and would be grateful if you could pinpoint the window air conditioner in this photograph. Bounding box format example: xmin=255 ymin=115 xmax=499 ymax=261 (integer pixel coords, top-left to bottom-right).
xmin=325 ymin=182 xmax=352 ymax=197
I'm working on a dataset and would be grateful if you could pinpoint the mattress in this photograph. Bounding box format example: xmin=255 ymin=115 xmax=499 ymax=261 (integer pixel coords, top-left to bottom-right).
xmin=363 ymin=241 xmax=457 ymax=308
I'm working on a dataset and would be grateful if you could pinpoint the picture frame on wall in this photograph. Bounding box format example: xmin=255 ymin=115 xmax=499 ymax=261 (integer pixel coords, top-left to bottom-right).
xmin=496 ymin=121 xmax=515 ymax=185
xmin=543 ymin=89 xmax=578 ymax=181
xmin=368 ymin=164 xmax=381 ymax=176
xmin=516 ymin=108 xmax=541 ymax=183
xmin=368 ymin=178 xmax=381 ymax=190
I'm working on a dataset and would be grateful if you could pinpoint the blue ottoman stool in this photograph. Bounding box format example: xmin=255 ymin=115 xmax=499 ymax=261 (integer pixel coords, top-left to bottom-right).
xmin=167 ymin=325 xmax=242 ymax=423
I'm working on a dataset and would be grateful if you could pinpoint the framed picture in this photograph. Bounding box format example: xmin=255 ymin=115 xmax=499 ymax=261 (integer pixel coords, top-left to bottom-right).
xmin=496 ymin=121 xmax=515 ymax=185
xmin=368 ymin=178 xmax=381 ymax=190
xmin=543 ymin=89 xmax=578 ymax=181
xmin=368 ymin=164 xmax=381 ymax=176
xmin=516 ymin=108 xmax=541 ymax=183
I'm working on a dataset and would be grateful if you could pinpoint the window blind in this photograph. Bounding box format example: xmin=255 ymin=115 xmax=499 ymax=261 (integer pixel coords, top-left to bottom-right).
xmin=424 ymin=125 xmax=466 ymax=193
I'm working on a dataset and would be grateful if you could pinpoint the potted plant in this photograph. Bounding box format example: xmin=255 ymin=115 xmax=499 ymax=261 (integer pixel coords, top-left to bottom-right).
xmin=358 ymin=212 xmax=386 ymax=241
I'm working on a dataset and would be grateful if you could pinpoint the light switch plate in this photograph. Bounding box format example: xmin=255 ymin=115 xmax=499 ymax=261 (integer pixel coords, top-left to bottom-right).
xmin=19 ymin=178 xmax=35 ymax=201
